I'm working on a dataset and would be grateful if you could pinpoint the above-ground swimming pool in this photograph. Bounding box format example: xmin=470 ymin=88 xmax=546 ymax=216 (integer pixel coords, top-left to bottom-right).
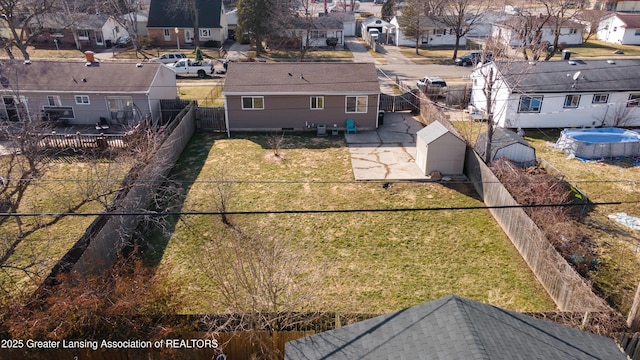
xmin=555 ymin=128 xmax=640 ymax=160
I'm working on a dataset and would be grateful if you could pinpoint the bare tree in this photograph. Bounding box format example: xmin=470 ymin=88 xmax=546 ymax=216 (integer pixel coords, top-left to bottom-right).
xmin=0 ymin=0 xmax=60 ymax=59
xmin=441 ymin=0 xmax=488 ymax=60
xmin=540 ymin=0 xmax=581 ymax=60
xmin=199 ymin=225 xmax=325 ymax=359
xmin=100 ymin=0 xmax=144 ymax=54
xmin=397 ymin=0 xmax=430 ymax=54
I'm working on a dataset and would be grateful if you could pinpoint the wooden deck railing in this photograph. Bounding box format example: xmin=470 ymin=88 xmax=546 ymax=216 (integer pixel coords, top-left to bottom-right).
xmin=36 ymin=132 xmax=127 ymax=149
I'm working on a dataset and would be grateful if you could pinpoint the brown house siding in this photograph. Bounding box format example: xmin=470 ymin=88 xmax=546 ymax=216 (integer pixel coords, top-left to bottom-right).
xmin=226 ymin=94 xmax=379 ymax=131
xmin=147 ymin=29 xmax=180 ymax=47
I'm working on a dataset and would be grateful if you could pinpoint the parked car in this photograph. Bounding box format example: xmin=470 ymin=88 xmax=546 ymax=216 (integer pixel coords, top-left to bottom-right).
xmin=115 ymin=35 xmax=132 ymax=48
xmin=416 ymin=76 xmax=447 ymax=98
xmin=454 ymin=51 xmax=493 ymax=66
xmin=149 ymin=52 xmax=187 ymax=64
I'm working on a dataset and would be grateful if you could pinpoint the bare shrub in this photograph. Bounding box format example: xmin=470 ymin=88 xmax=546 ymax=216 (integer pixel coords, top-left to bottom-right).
xmin=491 ymin=158 xmax=598 ymax=276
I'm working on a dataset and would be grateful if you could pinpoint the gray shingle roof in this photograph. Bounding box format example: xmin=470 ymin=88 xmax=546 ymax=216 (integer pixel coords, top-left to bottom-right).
xmin=146 ymin=0 xmax=223 ymax=28
xmin=223 ymin=62 xmax=380 ymax=94
xmin=475 ymin=127 xmax=535 ymax=165
xmin=615 ymin=13 xmax=640 ymax=28
xmin=491 ymin=59 xmax=640 ymax=93
xmin=285 ymin=295 xmax=627 ymax=360
xmin=289 ymin=16 xmax=344 ymax=30
xmin=0 ymin=60 xmax=164 ymax=92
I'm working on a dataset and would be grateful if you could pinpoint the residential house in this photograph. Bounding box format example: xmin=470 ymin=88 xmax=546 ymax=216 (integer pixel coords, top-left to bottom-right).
xmin=226 ymin=8 xmax=238 ymax=40
xmin=323 ymin=12 xmax=356 ymax=37
xmin=604 ymin=0 xmax=640 ymax=12
xmin=491 ymin=16 xmax=584 ymax=48
xmin=285 ymin=295 xmax=627 ymax=359
xmin=124 ymin=11 xmax=149 ymax=36
xmin=222 ymin=62 xmax=380 ymax=132
xmin=288 ymin=16 xmax=345 ymax=48
xmin=389 ymin=16 xmax=467 ymax=47
xmin=30 ymin=13 xmax=128 ymax=49
xmin=146 ymin=0 xmax=227 ymax=47
xmin=597 ymin=13 xmax=640 ymax=44
xmin=470 ymin=59 xmax=640 ymax=128
xmin=0 ymin=60 xmax=176 ymax=126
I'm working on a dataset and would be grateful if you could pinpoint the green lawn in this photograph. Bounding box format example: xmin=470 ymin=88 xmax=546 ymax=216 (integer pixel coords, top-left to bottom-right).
xmin=567 ymin=40 xmax=640 ymax=58
xmin=153 ymin=133 xmax=555 ymax=315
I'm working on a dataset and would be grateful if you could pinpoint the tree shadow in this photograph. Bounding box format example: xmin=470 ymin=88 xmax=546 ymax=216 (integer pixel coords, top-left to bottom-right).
xmin=138 ymin=132 xmax=221 ymax=266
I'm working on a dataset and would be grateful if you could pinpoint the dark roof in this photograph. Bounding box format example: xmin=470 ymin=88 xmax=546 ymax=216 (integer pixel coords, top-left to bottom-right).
xmin=146 ymin=0 xmax=223 ymax=28
xmin=475 ymin=127 xmax=535 ymax=163
xmin=490 ymin=59 xmax=640 ymax=93
xmin=223 ymin=62 xmax=380 ymax=94
xmin=285 ymin=295 xmax=626 ymax=360
xmin=615 ymin=13 xmax=640 ymax=28
xmin=0 ymin=60 xmax=165 ymax=92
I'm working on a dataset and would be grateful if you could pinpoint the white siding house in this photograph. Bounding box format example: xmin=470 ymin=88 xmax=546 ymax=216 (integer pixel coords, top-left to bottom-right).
xmin=597 ymin=13 xmax=640 ymax=44
xmin=470 ymin=59 xmax=640 ymax=128
xmin=389 ymin=16 xmax=466 ymax=47
xmin=491 ymin=17 xmax=584 ymax=48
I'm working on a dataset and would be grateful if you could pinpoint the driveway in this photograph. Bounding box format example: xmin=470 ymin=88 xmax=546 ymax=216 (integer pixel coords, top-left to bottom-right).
xmin=346 ymin=111 xmax=430 ymax=180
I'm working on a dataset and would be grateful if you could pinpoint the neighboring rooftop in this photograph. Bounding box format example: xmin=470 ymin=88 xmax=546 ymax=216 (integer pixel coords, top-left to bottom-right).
xmin=491 ymin=59 xmax=640 ymax=93
xmin=0 ymin=60 xmax=164 ymax=92
xmin=285 ymin=295 xmax=627 ymax=360
xmin=223 ymin=62 xmax=380 ymax=94
xmin=147 ymin=0 xmax=224 ymax=28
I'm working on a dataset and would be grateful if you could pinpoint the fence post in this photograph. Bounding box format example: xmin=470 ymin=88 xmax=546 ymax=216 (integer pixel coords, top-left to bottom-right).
xmin=627 ymin=282 xmax=640 ymax=329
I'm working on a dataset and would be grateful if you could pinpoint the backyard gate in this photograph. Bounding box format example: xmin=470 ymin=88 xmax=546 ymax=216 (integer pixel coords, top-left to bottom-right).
xmin=379 ymin=90 xmax=419 ymax=112
xmin=196 ymin=107 xmax=226 ymax=132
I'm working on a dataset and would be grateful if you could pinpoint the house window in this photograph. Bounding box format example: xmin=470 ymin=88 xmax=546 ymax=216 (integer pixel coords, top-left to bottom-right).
xmin=75 ymin=95 xmax=90 ymax=105
xmin=569 ymin=28 xmax=578 ymax=34
xmin=564 ymin=94 xmax=580 ymax=108
xmin=310 ymin=96 xmax=324 ymax=110
xmin=242 ymin=96 xmax=264 ymax=110
xmin=517 ymin=95 xmax=543 ymax=113
xmin=163 ymin=29 xmax=171 ymax=40
xmin=77 ymin=29 xmax=89 ymax=40
xmin=434 ymin=29 xmax=445 ymax=35
xmin=635 ymin=29 xmax=640 ymax=36
xmin=310 ymin=30 xmax=326 ymax=39
xmin=627 ymin=94 xmax=640 ymax=107
xmin=50 ymin=28 xmax=63 ymax=37
xmin=107 ymin=96 xmax=134 ymax=122
xmin=346 ymin=96 xmax=367 ymax=113
xmin=47 ymin=95 xmax=61 ymax=107
xmin=200 ymin=29 xmax=211 ymax=37
xmin=613 ymin=26 xmax=617 ymax=32
xmin=593 ymin=94 xmax=609 ymax=103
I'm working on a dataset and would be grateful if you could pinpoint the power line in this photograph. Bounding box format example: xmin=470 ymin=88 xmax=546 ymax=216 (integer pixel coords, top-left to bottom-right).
xmin=0 ymin=200 xmax=632 ymax=218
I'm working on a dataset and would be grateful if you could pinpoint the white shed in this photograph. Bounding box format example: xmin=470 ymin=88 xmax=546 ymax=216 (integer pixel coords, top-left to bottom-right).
xmin=475 ymin=127 xmax=536 ymax=167
xmin=416 ymin=121 xmax=466 ymax=176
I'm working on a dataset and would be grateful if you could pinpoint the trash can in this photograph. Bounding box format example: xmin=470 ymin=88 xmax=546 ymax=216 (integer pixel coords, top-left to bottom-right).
xmin=105 ymin=39 xmax=112 ymax=48
xmin=378 ymin=110 xmax=385 ymax=125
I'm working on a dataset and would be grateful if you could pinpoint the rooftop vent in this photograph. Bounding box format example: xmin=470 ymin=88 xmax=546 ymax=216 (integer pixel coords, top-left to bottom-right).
xmin=607 ymin=59 xmax=616 ymax=64
xmin=528 ymin=61 xmax=536 ymax=65
xmin=136 ymin=63 xmax=143 ymax=67
xmin=567 ymin=60 xmax=577 ymax=65
xmin=23 ymin=60 xmax=31 ymax=65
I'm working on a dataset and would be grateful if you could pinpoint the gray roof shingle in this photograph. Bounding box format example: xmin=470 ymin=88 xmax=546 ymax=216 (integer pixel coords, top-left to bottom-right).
xmin=0 ymin=60 xmax=164 ymax=92
xmin=285 ymin=295 xmax=627 ymax=360
xmin=492 ymin=59 xmax=640 ymax=93
xmin=222 ymin=62 xmax=380 ymax=94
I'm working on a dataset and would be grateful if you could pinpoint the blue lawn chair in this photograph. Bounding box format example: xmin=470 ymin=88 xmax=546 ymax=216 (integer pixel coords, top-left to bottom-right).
xmin=346 ymin=118 xmax=357 ymax=134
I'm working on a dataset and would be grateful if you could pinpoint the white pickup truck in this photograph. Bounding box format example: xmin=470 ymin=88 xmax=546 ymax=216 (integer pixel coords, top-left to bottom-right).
xmin=165 ymin=58 xmax=214 ymax=78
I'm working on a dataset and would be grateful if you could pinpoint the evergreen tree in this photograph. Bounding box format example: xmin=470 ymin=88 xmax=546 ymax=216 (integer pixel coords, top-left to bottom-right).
xmin=397 ymin=0 xmax=428 ymax=54
xmin=237 ymin=0 xmax=274 ymax=56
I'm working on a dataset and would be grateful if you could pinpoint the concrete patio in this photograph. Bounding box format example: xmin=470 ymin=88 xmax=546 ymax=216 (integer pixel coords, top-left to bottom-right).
xmin=345 ymin=111 xmax=430 ymax=181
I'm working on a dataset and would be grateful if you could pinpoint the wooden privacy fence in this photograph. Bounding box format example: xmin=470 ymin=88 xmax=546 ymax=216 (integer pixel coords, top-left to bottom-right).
xmin=197 ymin=107 xmax=226 ymax=132
xmin=379 ymin=91 xmax=419 ymax=112
xmin=35 ymin=132 xmax=126 ymax=149
xmin=464 ymin=147 xmax=609 ymax=311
